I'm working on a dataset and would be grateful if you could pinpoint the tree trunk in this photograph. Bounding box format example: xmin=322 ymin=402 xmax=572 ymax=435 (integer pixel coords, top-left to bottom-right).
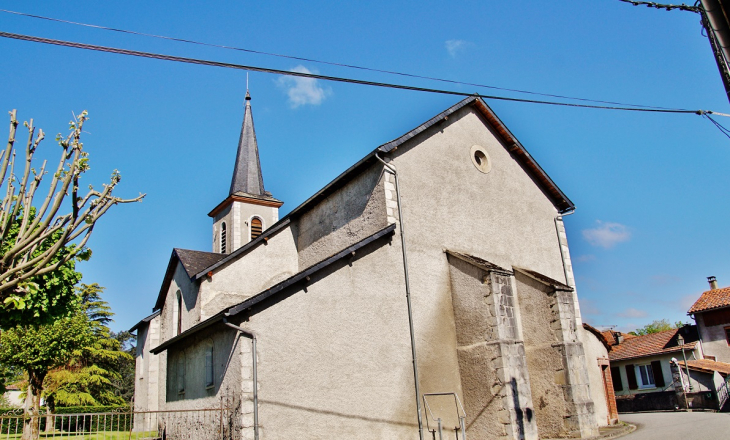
xmin=22 ymin=370 xmax=46 ymax=440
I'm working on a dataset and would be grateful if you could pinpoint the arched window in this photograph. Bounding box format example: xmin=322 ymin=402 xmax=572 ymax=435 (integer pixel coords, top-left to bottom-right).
xmin=176 ymin=290 xmax=183 ymax=335
xmin=250 ymin=217 xmax=263 ymax=240
xmin=220 ymin=222 xmax=227 ymax=254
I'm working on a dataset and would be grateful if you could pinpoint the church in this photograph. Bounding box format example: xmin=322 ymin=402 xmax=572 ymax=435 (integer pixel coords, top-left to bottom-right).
xmin=131 ymin=92 xmax=615 ymax=439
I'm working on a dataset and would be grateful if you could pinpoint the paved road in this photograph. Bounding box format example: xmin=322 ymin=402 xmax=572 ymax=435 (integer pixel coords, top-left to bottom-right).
xmin=620 ymin=411 xmax=730 ymax=440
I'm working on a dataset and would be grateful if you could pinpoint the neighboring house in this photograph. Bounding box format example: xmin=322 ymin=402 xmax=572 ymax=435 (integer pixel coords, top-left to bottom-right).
xmin=2 ymin=384 xmax=23 ymax=407
xmin=132 ymin=93 xmax=611 ymax=439
xmin=606 ymin=326 xmax=726 ymax=411
xmin=688 ymin=276 xmax=730 ymax=363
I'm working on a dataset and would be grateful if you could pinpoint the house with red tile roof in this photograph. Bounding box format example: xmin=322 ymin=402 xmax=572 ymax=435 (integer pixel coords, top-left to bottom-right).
xmin=688 ymin=276 xmax=730 ymax=363
xmin=607 ymin=326 xmax=706 ymax=412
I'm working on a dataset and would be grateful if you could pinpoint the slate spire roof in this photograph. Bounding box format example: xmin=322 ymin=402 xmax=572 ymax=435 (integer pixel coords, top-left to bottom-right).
xmin=230 ymin=91 xmax=266 ymax=197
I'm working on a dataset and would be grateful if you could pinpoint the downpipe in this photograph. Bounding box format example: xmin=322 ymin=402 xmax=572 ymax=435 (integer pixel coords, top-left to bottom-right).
xmin=375 ymin=152 xmax=424 ymax=440
xmin=222 ymin=318 xmax=259 ymax=440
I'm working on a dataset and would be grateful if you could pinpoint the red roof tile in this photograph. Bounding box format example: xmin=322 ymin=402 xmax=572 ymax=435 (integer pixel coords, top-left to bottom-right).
xmin=688 ymin=286 xmax=730 ymax=314
xmin=678 ymin=359 xmax=730 ymax=376
xmin=608 ymin=328 xmax=698 ymax=362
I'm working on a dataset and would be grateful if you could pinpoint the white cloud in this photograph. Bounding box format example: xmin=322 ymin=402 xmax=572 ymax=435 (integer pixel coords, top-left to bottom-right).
xmin=616 ymin=308 xmax=647 ymax=319
xmin=582 ymin=221 xmax=631 ymax=249
xmin=445 ymin=39 xmax=469 ymax=58
xmin=276 ymin=65 xmax=332 ymax=108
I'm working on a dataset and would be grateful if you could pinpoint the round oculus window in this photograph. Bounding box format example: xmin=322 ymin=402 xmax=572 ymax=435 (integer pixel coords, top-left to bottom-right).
xmin=470 ymin=145 xmax=492 ymax=174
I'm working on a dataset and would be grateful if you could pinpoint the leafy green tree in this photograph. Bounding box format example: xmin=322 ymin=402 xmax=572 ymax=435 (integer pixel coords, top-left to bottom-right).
xmin=0 ymin=310 xmax=93 ymax=439
xmin=0 ymin=208 xmax=85 ymax=328
xmin=0 ymin=110 xmax=143 ymax=326
xmin=630 ymin=319 xmax=687 ymax=336
xmin=43 ymin=284 xmax=132 ymax=410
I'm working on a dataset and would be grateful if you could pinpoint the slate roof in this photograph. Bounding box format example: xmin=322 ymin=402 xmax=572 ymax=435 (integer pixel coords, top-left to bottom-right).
xmin=129 ymin=310 xmax=161 ymax=333
xmin=175 ymin=248 xmax=227 ymax=278
xmin=153 ymin=249 xmax=226 ymax=310
xmin=608 ymin=327 xmax=699 ymax=362
xmin=678 ymin=359 xmax=730 ymax=377
xmin=230 ymin=91 xmax=266 ymax=197
xmin=688 ymin=286 xmax=730 ymax=314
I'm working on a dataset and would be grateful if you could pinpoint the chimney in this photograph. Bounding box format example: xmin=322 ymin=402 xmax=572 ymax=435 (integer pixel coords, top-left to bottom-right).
xmin=708 ymin=276 xmax=718 ymax=290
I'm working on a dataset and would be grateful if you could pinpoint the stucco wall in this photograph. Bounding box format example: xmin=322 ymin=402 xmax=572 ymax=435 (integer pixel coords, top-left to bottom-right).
xmin=159 ymin=263 xmax=200 ymax=341
xmin=133 ymin=315 xmax=161 ymax=428
xmin=243 ymin=237 xmax=419 ymax=439
xmin=199 ymin=227 xmax=299 ymax=319
xmin=296 ymin=165 xmax=388 ymax=269
xmin=696 ymin=313 xmax=730 ymax=363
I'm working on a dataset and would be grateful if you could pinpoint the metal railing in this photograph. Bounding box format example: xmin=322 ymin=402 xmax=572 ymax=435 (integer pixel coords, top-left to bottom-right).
xmin=0 ymin=398 xmax=242 ymax=440
xmin=422 ymin=392 xmax=466 ymax=440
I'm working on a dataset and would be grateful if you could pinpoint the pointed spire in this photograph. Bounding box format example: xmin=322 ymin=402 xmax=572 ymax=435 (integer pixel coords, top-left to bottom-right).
xmin=229 ymin=91 xmax=266 ymax=196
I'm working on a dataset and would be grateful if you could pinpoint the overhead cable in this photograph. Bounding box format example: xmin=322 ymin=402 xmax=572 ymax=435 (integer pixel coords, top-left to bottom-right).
xmin=0 ymin=30 xmax=716 ymax=116
xmin=617 ymin=0 xmax=700 ymax=12
xmin=0 ymin=8 xmax=690 ymax=111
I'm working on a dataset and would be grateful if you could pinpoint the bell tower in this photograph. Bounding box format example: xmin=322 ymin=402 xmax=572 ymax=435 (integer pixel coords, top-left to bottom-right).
xmin=208 ymin=91 xmax=283 ymax=254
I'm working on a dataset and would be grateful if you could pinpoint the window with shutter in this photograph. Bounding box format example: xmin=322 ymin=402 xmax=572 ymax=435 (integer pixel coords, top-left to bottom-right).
xmin=636 ymin=364 xmax=656 ymax=388
xmin=626 ymin=364 xmax=638 ymax=390
xmin=611 ymin=366 xmax=623 ymax=391
xmin=650 ymin=361 xmax=665 ymax=387
xmin=251 ymin=217 xmax=263 ymax=240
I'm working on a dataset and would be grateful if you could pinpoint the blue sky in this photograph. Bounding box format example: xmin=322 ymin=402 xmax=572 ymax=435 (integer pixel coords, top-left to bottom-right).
xmin=1 ymin=1 xmax=728 ymax=334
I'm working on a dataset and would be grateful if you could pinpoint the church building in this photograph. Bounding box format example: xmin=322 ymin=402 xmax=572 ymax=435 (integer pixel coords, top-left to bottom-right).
xmin=131 ymin=92 xmax=614 ymax=439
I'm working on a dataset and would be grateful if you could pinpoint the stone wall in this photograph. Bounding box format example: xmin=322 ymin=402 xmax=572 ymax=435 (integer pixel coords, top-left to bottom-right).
xmin=446 ymin=254 xmax=538 ymax=440
xmin=515 ymin=271 xmax=598 ymax=438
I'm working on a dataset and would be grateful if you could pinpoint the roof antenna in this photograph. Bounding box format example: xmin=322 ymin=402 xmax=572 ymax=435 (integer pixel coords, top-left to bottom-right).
xmin=245 ymin=72 xmax=251 ymax=101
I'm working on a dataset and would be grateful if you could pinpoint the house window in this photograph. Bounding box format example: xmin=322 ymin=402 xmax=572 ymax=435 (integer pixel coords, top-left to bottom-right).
xmin=725 ymin=327 xmax=730 ymax=346
xmin=176 ymin=356 xmax=185 ymax=396
xmin=176 ymin=290 xmax=183 ymax=336
xmin=221 ymin=222 xmax=227 ymax=253
xmin=205 ymin=344 xmax=214 ymax=388
xmin=636 ymin=364 xmax=655 ymax=389
xmin=250 ymin=217 xmax=263 ymax=240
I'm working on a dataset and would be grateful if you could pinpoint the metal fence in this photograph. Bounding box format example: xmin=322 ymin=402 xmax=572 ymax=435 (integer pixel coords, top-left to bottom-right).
xmin=0 ymin=398 xmax=241 ymax=440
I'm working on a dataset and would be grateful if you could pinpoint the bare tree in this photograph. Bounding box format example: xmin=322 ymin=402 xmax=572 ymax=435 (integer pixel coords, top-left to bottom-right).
xmin=0 ymin=110 xmax=143 ymax=313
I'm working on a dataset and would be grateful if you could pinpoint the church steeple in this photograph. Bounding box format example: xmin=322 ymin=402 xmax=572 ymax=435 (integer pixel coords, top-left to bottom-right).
xmin=229 ymin=91 xmax=266 ymax=196
xmin=208 ymin=91 xmax=283 ymax=254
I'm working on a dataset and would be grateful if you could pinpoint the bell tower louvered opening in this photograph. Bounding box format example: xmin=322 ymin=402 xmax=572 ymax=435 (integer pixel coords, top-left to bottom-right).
xmin=250 ymin=217 xmax=263 ymax=240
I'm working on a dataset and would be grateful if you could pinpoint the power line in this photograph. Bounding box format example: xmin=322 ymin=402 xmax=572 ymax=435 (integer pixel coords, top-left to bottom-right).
xmin=617 ymin=0 xmax=700 ymax=12
xmin=704 ymin=113 xmax=730 ymax=138
xmin=0 ymin=30 xmax=718 ymax=116
xmin=0 ymin=8 xmax=690 ymax=111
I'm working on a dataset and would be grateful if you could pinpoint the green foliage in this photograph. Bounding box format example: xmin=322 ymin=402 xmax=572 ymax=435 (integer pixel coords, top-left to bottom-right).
xmin=630 ymin=319 xmax=687 ymax=336
xmin=0 ymin=208 xmax=83 ymax=328
xmin=0 ymin=311 xmax=93 ymax=378
xmin=43 ymin=284 xmax=133 ymax=409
